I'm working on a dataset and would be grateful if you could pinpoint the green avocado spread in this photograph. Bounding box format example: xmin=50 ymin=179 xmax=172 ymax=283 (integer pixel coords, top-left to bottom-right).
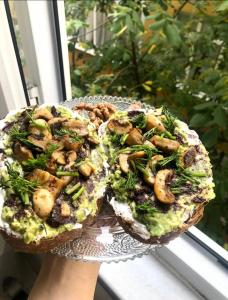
xmin=2 ymin=206 xmax=73 ymax=244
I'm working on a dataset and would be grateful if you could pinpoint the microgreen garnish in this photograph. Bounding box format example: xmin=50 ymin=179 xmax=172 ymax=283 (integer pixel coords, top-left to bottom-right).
xmin=0 ymin=162 xmax=39 ymax=205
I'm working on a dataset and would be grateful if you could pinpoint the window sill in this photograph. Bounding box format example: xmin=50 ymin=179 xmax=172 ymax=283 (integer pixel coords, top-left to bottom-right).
xmin=100 ymin=227 xmax=228 ymax=300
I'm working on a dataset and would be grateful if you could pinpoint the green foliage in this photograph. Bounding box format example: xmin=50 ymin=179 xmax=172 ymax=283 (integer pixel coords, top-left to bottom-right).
xmin=65 ymin=0 xmax=228 ymax=249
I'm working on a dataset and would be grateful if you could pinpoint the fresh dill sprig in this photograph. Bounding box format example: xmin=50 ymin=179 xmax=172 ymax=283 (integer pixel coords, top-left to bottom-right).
xmin=123 ymin=145 xmax=160 ymax=160
xmin=9 ymin=126 xmax=36 ymax=148
xmin=162 ymin=107 xmax=176 ymax=133
xmin=170 ymin=168 xmax=207 ymax=194
xmin=159 ymin=152 xmax=178 ymax=167
xmin=55 ymin=128 xmax=82 ymax=142
xmin=136 ymin=201 xmax=157 ymax=215
xmin=131 ymin=113 xmax=147 ymax=129
xmin=110 ymin=133 xmax=128 ymax=146
xmin=116 ymin=172 xmax=137 ymax=190
xmin=143 ymin=127 xmax=176 ymax=140
xmin=0 ymin=162 xmax=39 ymax=205
xmin=23 ymin=143 xmax=59 ymax=170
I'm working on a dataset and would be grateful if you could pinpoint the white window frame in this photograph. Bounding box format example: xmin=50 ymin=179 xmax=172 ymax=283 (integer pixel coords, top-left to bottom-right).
xmin=0 ymin=1 xmax=27 ymax=118
xmin=12 ymin=0 xmax=71 ymax=104
xmin=0 ymin=2 xmax=227 ymax=299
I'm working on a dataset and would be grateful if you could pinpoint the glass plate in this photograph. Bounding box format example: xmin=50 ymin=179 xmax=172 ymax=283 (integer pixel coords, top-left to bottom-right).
xmin=51 ymin=96 xmax=158 ymax=262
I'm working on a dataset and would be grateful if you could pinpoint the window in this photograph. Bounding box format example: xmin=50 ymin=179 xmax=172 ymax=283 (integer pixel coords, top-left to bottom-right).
xmin=0 ymin=1 xmax=227 ymax=299
xmin=62 ymin=0 xmax=228 ymax=251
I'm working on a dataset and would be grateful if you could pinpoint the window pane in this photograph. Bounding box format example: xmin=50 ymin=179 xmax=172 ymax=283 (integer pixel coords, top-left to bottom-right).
xmin=64 ymin=0 xmax=227 ymax=250
xmin=9 ymin=1 xmax=30 ymax=88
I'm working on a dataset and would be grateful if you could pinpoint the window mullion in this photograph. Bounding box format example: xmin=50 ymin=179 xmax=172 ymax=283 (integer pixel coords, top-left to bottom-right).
xmin=0 ymin=1 xmax=27 ymax=118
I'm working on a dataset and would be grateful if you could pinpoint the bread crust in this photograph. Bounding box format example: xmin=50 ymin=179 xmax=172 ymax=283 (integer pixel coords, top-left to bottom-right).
xmin=117 ymin=204 xmax=204 ymax=244
xmin=0 ymin=227 xmax=82 ymax=253
xmin=0 ymin=197 xmax=104 ymax=253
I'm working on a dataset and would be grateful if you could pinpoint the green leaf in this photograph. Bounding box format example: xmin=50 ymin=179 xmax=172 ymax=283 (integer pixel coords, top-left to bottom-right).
xmin=126 ymin=15 xmax=134 ymax=32
xmin=149 ymin=19 xmax=166 ymax=30
xmin=213 ymin=105 xmax=227 ymax=128
xmin=163 ymin=23 xmax=182 ymax=47
xmin=189 ymin=113 xmax=211 ymax=127
xmin=216 ymin=1 xmax=228 ymax=11
xmin=201 ymin=127 xmax=219 ymax=148
xmin=145 ymin=13 xmax=162 ymax=21
xmin=194 ymin=102 xmax=217 ymax=111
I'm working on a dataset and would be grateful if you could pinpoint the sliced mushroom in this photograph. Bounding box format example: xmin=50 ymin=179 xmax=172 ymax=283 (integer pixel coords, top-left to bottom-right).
xmin=149 ymin=155 xmax=164 ymax=168
xmin=128 ymin=151 xmax=145 ymax=160
xmin=63 ymin=136 xmax=82 ymax=151
xmin=51 ymin=140 xmax=64 ymax=151
xmin=52 ymin=150 xmax=66 ymax=165
xmin=60 ymin=175 xmax=73 ymax=185
xmin=27 ymin=169 xmax=65 ymax=199
xmin=46 ymin=158 xmax=57 ymax=175
xmin=151 ymin=135 xmax=180 ymax=151
xmin=66 ymin=151 xmax=77 ymax=163
xmin=33 ymin=188 xmax=55 ymax=219
xmin=33 ymin=107 xmax=53 ymax=121
xmin=78 ymin=162 xmax=93 ymax=177
xmin=119 ymin=154 xmax=130 ymax=173
xmin=154 ymin=169 xmax=175 ymax=204
xmin=144 ymin=172 xmax=155 ymax=186
xmin=61 ymin=201 xmax=71 ymax=217
xmin=126 ymin=128 xmax=143 ymax=146
xmin=13 ymin=142 xmax=33 ymax=161
xmin=144 ymin=140 xmax=156 ymax=149
xmin=48 ymin=117 xmax=67 ymax=126
xmin=28 ymin=136 xmax=48 ymax=151
xmin=87 ymin=135 xmax=99 ymax=145
xmin=65 ymin=151 xmax=77 ymax=168
xmin=180 ymin=146 xmax=197 ymax=168
xmin=63 ymin=119 xmax=88 ymax=136
xmin=146 ymin=115 xmax=165 ymax=132
xmin=108 ymin=119 xmax=132 ymax=134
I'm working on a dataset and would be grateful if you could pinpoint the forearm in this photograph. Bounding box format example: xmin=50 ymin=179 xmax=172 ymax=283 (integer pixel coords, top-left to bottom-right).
xmin=29 ymin=254 xmax=100 ymax=300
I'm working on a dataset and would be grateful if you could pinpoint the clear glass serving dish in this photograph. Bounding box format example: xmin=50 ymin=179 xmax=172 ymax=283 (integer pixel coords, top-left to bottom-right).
xmin=51 ymin=96 xmax=158 ymax=262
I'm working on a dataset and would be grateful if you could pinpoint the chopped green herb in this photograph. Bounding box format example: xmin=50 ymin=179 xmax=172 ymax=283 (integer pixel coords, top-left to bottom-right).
xmin=23 ymin=144 xmax=58 ymax=170
xmin=110 ymin=133 xmax=128 ymax=146
xmin=159 ymin=153 xmax=177 ymax=167
xmin=136 ymin=201 xmax=157 ymax=214
xmin=0 ymin=162 xmax=39 ymax=205
xmin=162 ymin=107 xmax=176 ymax=133
xmin=55 ymin=128 xmax=82 ymax=142
xmin=56 ymin=171 xmax=79 ymax=177
xmin=114 ymin=172 xmax=137 ymax=191
xmin=131 ymin=113 xmax=147 ymax=129
xmin=65 ymin=182 xmax=81 ymax=194
xmin=143 ymin=127 xmax=176 ymax=140
xmin=122 ymin=144 xmax=159 ymax=160
xmin=72 ymin=186 xmax=85 ymax=201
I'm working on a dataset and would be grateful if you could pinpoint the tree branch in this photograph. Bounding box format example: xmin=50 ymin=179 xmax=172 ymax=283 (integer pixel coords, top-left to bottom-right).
xmin=174 ymin=0 xmax=189 ymax=18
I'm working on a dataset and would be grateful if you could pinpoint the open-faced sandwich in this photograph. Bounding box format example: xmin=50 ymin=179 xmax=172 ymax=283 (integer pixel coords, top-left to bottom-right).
xmin=0 ymin=104 xmax=106 ymax=252
xmin=101 ymin=106 xmax=215 ymax=244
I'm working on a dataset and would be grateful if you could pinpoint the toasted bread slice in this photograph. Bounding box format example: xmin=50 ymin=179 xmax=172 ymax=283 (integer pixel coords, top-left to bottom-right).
xmin=0 ymin=104 xmax=106 ymax=252
xmin=102 ymin=107 xmax=215 ymax=244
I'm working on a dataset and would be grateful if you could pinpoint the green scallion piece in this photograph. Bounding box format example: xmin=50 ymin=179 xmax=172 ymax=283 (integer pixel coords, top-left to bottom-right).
xmin=72 ymin=186 xmax=85 ymax=201
xmin=56 ymin=171 xmax=79 ymax=177
xmin=65 ymin=182 xmax=81 ymax=195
